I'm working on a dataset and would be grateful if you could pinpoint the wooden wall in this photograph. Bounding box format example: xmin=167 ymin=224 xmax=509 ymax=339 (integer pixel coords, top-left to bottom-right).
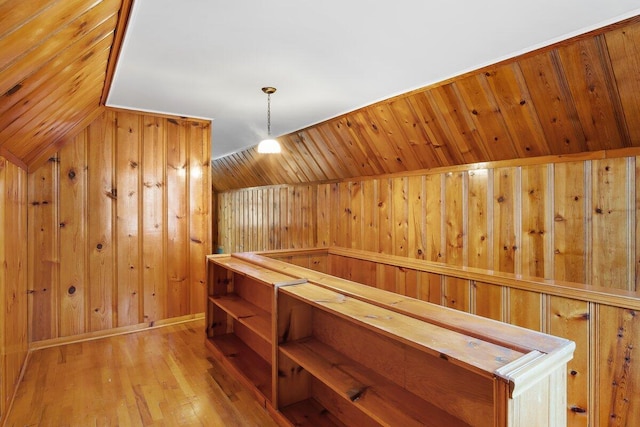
xmin=0 ymin=157 xmax=28 ymax=423
xmin=28 ymin=109 xmax=211 ymax=343
xmin=217 ymin=149 xmax=640 ymax=290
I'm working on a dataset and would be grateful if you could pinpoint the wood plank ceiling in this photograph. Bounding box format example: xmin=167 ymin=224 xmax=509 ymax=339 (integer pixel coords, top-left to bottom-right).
xmin=212 ymin=16 xmax=640 ymax=192
xmin=0 ymin=0 xmax=131 ymax=171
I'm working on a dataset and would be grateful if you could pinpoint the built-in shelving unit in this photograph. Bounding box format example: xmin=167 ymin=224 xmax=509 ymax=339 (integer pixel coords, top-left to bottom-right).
xmin=206 ymin=254 xmax=303 ymax=405
xmin=206 ymin=253 xmax=575 ymax=426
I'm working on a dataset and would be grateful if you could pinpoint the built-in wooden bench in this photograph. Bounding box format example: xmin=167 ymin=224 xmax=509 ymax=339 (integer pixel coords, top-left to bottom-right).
xmin=206 ymin=250 xmax=576 ymax=426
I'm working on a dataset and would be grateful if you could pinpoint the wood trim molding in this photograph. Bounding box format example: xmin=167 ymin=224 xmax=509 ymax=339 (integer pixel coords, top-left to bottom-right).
xmin=29 ymin=313 xmax=204 ymax=351
xmin=238 ymin=247 xmax=640 ymax=310
xmin=100 ymin=0 xmax=134 ymax=105
xmin=0 ymin=146 xmax=27 ymax=170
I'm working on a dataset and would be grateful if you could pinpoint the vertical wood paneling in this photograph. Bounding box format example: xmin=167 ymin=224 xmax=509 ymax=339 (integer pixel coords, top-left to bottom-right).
xmin=166 ymin=119 xmax=188 ymax=318
xmin=87 ymin=113 xmax=114 ymax=331
xmin=493 ymin=167 xmax=517 ymax=273
xmin=407 ymin=175 xmax=425 ymax=259
xmin=508 ymin=288 xmax=541 ymax=331
xmin=403 ymin=268 xmax=418 ymax=299
xmin=316 ymin=184 xmax=330 ymax=247
xmin=329 ymin=183 xmax=338 ymax=247
xmin=521 ymin=165 xmax=548 ymax=278
xmin=58 ymin=132 xmax=87 ymax=336
xmin=304 ymin=185 xmax=314 ymax=248
xmin=416 ymin=271 xmax=442 ymax=304
xmin=188 ymin=121 xmax=211 ymax=314
xmin=445 ymin=171 xmax=464 ymax=266
xmin=375 ymin=263 xmax=396 ymax=292
xmin=392 ymin=177 xmax=408 ymax=257
xmin=269 ymin=187 xmax=278 ymax=249
xmin=216 ymin=193 xmax=226 ymax=252
xmin=425 ymin=174 xmax=443 ymax=262
xmin=337 ymin=182 xmax=350 ymax=248
xmin=554 ymin=161 xmax=587 ymax=283
xmin=443 ymin=277 xmax=470 ymax=312
xmin=115 ymin=112 xmax=141 ymax=326
xmin=261 ymin=187 xmax=269 ymax=250
xmin=361 ymin=180 xmax=377 ymax=253
xmin=591 ymin=158 xmax=630 ymax=289
xmin=350 ymin=181 xmax=363 ymax=250
xmin=349 ymin=259 xmax=376 ymax=288
xmin=218 ymin=152 xmax=640 ymax=298
xmin=596 ymin=305 xmax=640 ymax=426
xmin=292 ymin=186 xmax=300 ymax=248
xmin=473 ymin=282 xmax=503 ymax=321
xmin=28 ymin=158 xmax=58 ymax=341
xmin=27 ymin=110 xmax=211 ymax=343
xmin=0 ymin=157 xmax=28 ymax=421
xmin=548 ymin=296 xmax=590 ymax=426
xmin=142 ymin=116 xmax=165 ymax=322
xmin=378 ymin=178 xmax=393 ymax=254
xmin=467 ymin=169 xmax=490 ymax=269
xmin=255 ymin=188 xmax=262 ymax=249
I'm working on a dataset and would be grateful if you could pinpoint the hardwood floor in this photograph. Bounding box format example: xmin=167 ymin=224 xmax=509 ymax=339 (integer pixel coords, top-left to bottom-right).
xmin=4 ymin=319 xmax=279 ymax=426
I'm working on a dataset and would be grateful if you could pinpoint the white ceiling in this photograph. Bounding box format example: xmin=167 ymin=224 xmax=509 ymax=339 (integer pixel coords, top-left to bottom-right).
xmin=106 ymin=0 xmax=640 ymax=159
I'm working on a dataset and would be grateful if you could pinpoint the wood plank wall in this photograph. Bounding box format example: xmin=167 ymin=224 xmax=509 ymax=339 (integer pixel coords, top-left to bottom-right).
xmin=217 ymin=149 xmax=640 ymax=291
xmin=0 ymin=156 xmax=28 ymax=423
xmin=28 ymin=109 xmax=211 ymax=343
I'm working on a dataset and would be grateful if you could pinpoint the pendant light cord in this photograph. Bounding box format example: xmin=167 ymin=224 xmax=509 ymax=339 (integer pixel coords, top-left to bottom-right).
xmin=267 ymin=92 xmax=271 ymax=136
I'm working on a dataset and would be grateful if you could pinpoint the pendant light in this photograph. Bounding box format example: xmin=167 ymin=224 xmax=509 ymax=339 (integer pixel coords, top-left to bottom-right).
xmin=256 ymin=86 xmax=281 ymax=154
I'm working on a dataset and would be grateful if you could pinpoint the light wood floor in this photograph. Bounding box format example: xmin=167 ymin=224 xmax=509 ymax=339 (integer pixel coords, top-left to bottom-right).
xmin=5 ymin=319 xmax=279 ymax=427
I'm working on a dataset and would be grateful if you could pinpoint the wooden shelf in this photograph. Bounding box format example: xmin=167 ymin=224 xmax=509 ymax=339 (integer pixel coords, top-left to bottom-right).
xmin=209 ymin=294 xmax=271 ymax=342
xmin=207 ymin=334 xmax=272 ymax=402
xmin=280 ymin=280 xmax=525 ymax=376
xmin=207 ymin=253 xmax=575 ymax=427
xmin=279 ymin=399 xmax=348 ymax=427
xmin=280 ymin=338 xmax=467 ymax=427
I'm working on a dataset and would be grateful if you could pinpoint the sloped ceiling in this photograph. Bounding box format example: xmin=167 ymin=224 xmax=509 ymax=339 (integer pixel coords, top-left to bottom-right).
xmin=1 ymin=1 xmax=640 ymax=189
xmin=0 ymin=0 xmax=131 ymax=170
xmin=211 ymin=15 xmax=640 ymax=192
xmin=109 ymin=1 xmax=640 ymax=160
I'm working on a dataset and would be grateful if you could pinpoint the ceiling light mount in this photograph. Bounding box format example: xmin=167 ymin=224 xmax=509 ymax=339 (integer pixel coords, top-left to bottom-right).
xmin=257 ymin=86 xmax=281 ymax=154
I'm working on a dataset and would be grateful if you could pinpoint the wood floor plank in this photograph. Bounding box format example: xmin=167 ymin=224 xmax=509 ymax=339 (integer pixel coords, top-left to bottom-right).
xmin=5 ymin=319 xmax=278 ymax=426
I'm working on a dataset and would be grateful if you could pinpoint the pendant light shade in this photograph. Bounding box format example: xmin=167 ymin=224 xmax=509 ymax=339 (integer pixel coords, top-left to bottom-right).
xmin=257 ymin=138 xmax=281 ymax=153
xmin=257 ymin=87 xmax=281 ymax=154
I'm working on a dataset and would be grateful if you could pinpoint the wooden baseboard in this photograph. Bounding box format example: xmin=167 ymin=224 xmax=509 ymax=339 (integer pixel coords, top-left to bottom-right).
xmin=29 ymin=313 xmax=205 ymax=351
